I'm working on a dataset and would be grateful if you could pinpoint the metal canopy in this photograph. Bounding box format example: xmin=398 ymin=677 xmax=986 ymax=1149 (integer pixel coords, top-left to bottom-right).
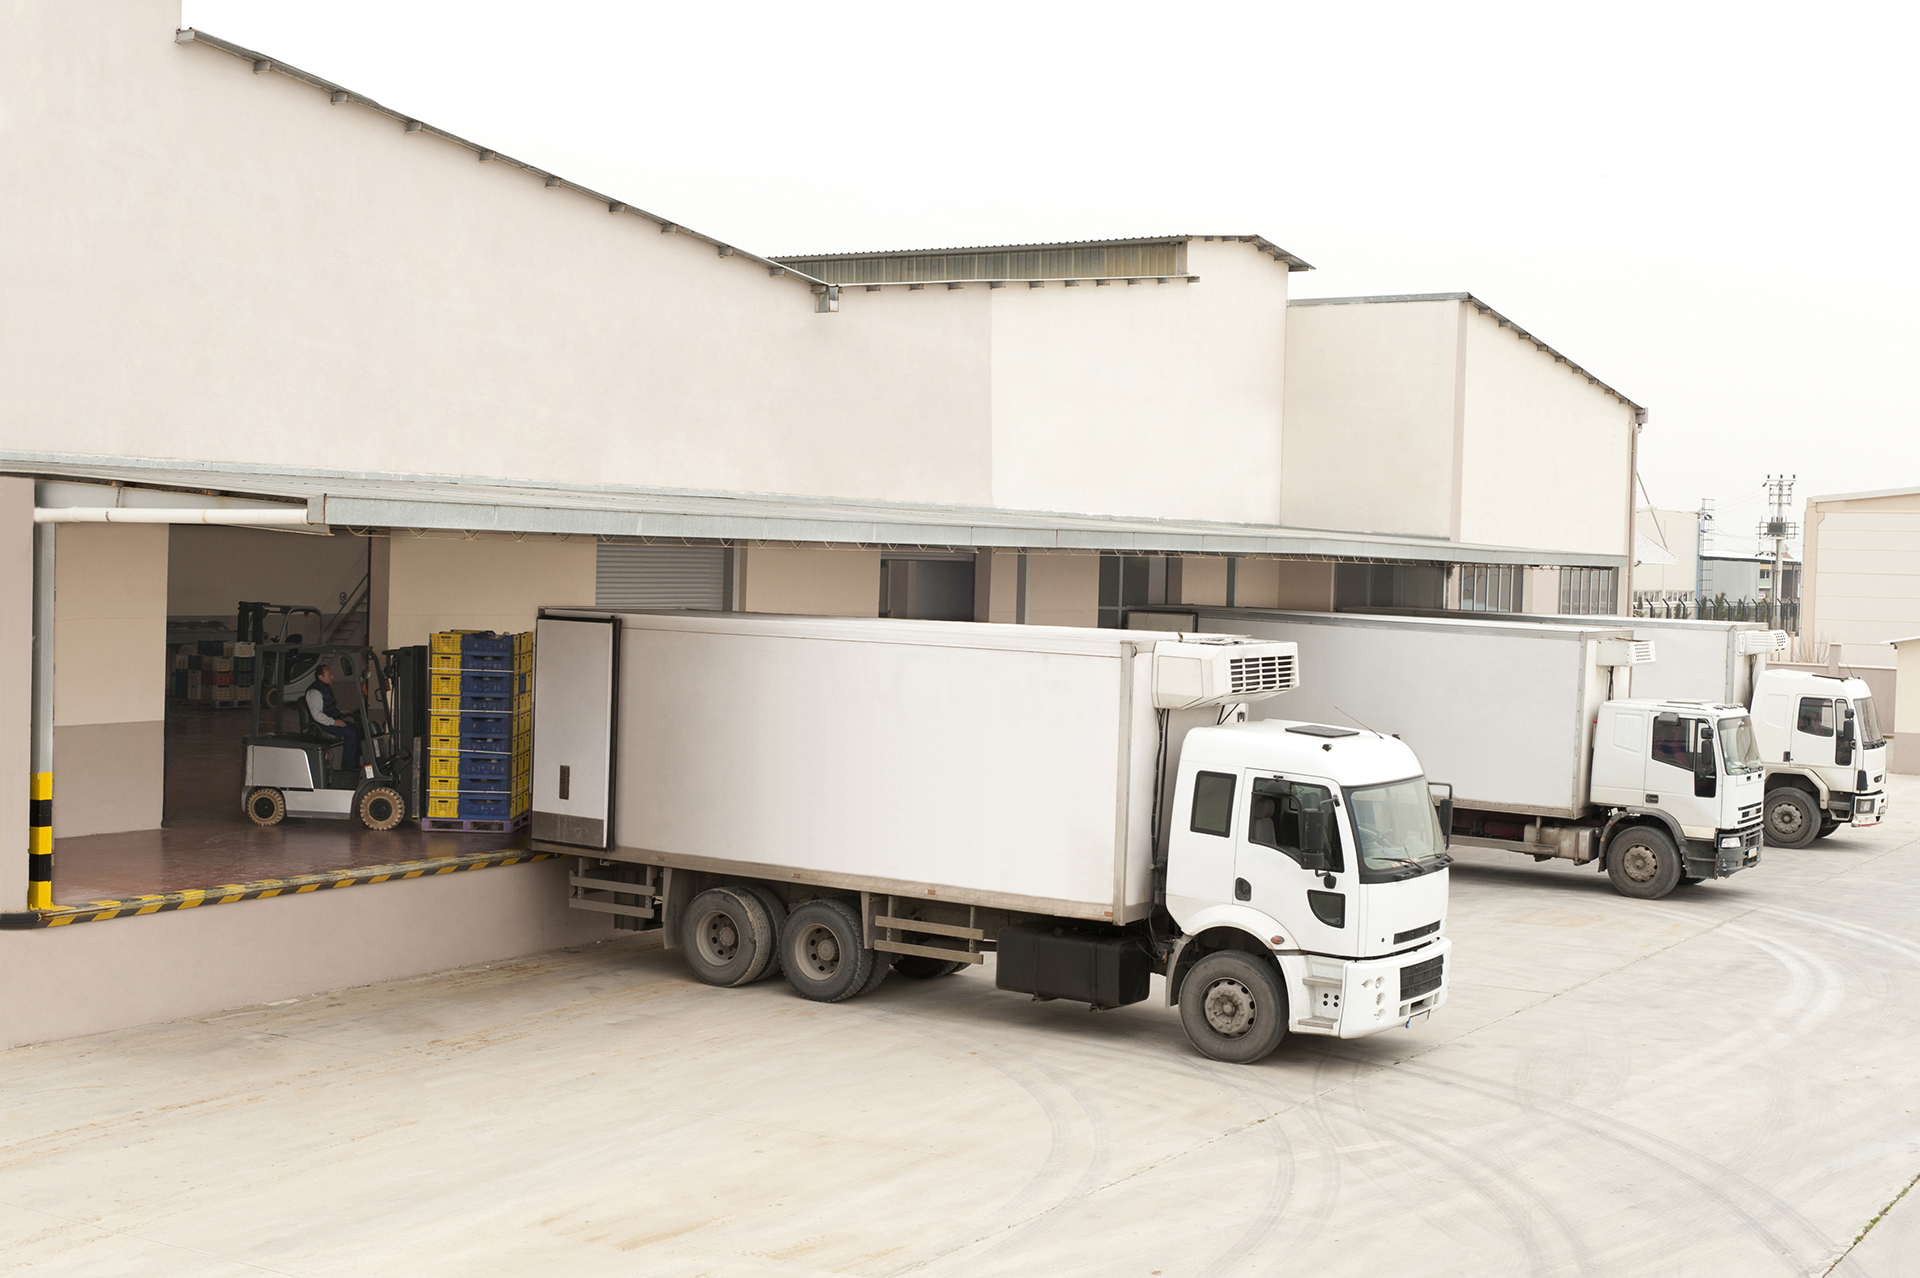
xmin=1 ymin=452 xmax=1627 ymax=569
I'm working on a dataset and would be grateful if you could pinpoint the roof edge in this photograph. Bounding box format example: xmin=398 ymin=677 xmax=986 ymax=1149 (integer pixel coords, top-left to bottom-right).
xmin=776 ymin=234 xmax=1312 ymax=272
xmin=1809 ymin=485 xmax=1920 ymax=504
xmin=1290 ymin=291 xmax=1645 ymax=418
xmin=173 ymin=28 xmax=829 ymax=292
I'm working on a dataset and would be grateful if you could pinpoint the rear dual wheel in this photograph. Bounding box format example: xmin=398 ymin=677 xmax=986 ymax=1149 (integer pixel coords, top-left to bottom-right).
xmin=682 ymin=888 xmax=780 ymax=987
xmin=782 ymin=898 xmax=881 ymax=1003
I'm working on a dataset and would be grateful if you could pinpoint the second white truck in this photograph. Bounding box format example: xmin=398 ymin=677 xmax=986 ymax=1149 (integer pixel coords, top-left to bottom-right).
xmin=529 ymin=611 xmax=1453 ymax=1064
xmin=1188 ymin=609 xmax=1767 ymax=899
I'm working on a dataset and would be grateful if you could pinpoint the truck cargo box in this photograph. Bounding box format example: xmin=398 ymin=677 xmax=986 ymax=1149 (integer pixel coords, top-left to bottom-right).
xmin=1190 ymin=609 xmax=1639 ymax=818
xmin=531 ymin=612 xmax=1293 ymax=922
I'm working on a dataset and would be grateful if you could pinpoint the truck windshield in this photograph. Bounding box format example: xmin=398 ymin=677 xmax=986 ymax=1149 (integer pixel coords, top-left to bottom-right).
xmin=1856 ymin=697 xmax=1886 ymax=748
xmin=1344 ymin=777 xmax=1447 ymax=882
xmin=1717 ymin=717 xmax=1763 ymax=774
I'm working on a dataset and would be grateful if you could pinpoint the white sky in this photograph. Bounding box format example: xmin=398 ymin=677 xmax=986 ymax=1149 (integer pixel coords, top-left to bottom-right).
xmin=184 ymin=1 xmax=1919 ymax=557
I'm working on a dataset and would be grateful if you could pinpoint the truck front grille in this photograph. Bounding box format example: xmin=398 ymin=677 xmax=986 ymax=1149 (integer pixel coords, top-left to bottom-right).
xmin=1739 ymin=803 xmax=1763 ymax=824
xmin=1394 ymin=921 xmax=1440 ymax=944
xmin=1228 ymin=653 xmax=1298 ymax=695
xmin=1400 ymin=954 xmax=1444 ymax=1002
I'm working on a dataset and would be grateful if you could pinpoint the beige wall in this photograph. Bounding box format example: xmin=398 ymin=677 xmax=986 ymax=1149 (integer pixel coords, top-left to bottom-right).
xmin=979 ymin=550 xmax=1021 ymax=623
xmin=1175 ymin=557 xmax=1229 ymax=607
xmin=0 ymin=858 xmax=610 ymax=1048
xmin=1633 ymin=507 xmax=1698 ymax=595
xmin=380 ymin=536 xmax=597 ymax=649
xmin=168 ymin=526 xmax=369 ymax=620
xmin=1802 ymin=493 xmax=1920 ymax=661
xmin=1457 ymin=308 xmax=1636 ymax=556
xmin=3 ymin=2 xmax=994 ymax=511
xmin=52 ymin=524 xmax=168 ymax=837
xmin=0 ymin=481 xmax=32 ymax=911
xmin=990 ymin=240 xmax=1288 ymax=523
xmin=1523 ymin=566 xmax=1562 ymax=615
xmin=1283 ymin=299 xmax=1459 ymax=538
xmin=741 ymin=546 xmax=881 ymax=617
xmin=1025 ymin=554 xmax=1099 ymax=628
xmin=1274 ymin=560 xmax=1335 ymax=611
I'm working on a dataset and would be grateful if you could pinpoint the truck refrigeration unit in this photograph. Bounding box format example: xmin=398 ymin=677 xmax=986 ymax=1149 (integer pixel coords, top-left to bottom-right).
xmin=529 ymin=611 xmax=1454 ymax=1064
xmin=1186 ymin=609 xmax=1767 ymax=900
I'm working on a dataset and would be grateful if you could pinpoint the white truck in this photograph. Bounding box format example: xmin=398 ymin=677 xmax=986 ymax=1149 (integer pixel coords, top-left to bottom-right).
xmin=1185 ymin=609 xmax=1766 ymax=899
xmin=1341 ymin=611 xmax=1890 ymax=849
xmin=528 ymin=610 xmax=1454 ymax=1064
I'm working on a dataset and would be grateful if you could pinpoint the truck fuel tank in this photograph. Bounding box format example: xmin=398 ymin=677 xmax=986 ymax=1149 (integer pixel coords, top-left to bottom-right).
xmin=996 ymin=924 xmax=1152 ymax=1010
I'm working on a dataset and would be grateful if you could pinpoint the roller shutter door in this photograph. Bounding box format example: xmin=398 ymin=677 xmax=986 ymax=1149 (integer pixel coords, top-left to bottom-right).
xmin=596 ymin=545 xmax=727 ymax=610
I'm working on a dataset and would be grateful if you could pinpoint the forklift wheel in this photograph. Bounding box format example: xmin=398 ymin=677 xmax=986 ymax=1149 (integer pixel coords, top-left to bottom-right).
xmin=354 ymin=783 xmax=406 ymax=831
xmin=245 ymin=787 xmax=286 ymax=827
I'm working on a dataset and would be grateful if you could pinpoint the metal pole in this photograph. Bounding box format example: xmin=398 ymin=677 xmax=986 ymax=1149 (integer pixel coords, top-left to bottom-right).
xmin=28 ymin=523 xmax=53 ymax=910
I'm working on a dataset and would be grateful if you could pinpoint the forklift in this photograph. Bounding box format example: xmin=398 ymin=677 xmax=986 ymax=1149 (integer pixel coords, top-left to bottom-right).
xmin=241 ymin=643 xmax=429 ymax=830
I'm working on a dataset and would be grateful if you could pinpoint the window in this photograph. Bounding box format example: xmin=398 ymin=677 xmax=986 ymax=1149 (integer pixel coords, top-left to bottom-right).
xmin=1190 ymin=771 xmax=1236 ymax=837
xmin=1334 ymin=563 xmax=1445 ymax=610
xmin=1856 ymin=697 xmax=1885 ymax=747
xmin=1248 ymin=777 xmax=1344 ymax=872
xmin=1098 ymin=554 xmax=1156 ymax=628
xmin=1458 ymin=564 xmax=1521 ymax=613
xmin=1651 ymin=716 xmax=1694 ymax=770
xmin=1558 ymin=567 xmax=1618 ymax=615
xmin=1345 ymin=777 xmax=1448 ymax=881
xmin=1797 ymin=697 xmax=1835 ymax=737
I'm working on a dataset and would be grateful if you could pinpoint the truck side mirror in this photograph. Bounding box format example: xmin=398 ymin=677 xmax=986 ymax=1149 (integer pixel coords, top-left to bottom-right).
xmin=1838 ymin=710 xmax=1855 ymax=764
xmin=1296 ymin=806 xmax=1329 ymax=871
xmin=1693 ymin=725 xmax=1716 ymax=798
xmin=1429 ymin=782 xmax=1454 ymax=850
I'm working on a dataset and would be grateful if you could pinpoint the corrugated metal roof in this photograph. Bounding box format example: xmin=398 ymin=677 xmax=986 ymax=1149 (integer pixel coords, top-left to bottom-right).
xmin=5 ymin=450 xmax=1626 ymax=569
xmin=777 ymin=235 xmax=1313 ymax=272
xmin=1289 ymin=292 xmax=1645 ymax=419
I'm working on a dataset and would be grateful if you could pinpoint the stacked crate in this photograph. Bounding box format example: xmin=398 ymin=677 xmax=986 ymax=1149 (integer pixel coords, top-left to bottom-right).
xmin=170 ymin=641 xmax=255 ymax=707
xmin=424 ymin=630 xmax=533 ymax=827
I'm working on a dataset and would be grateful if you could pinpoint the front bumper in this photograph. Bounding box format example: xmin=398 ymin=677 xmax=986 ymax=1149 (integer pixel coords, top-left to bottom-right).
xmin=1850 ymin=791 xmax=1887 ymax=827
xmin=1688 ymin=822 xmax=1762 ymax=879
xmin=1287 ymin=936 xmax=1452 ymax=1039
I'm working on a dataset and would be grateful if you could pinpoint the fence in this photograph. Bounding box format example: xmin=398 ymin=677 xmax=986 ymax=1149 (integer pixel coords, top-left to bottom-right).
xmin=1631 ymin=596 xmax=1799 ymax=630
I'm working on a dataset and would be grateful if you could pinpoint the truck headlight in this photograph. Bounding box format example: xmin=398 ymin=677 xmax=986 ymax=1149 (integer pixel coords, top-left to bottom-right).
xmin=1719 ymin=835 xmax=1741 ymax=848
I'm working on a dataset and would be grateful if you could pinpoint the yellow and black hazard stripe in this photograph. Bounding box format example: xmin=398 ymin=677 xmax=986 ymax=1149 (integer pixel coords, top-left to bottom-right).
xmin=27 ymin=771 xmax=52 ymax=910
xmin=0 ymin=847 xmax=556 ymax=930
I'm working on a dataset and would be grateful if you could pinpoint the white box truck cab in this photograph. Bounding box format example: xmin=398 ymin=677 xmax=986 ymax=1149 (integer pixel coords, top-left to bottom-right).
xmin=1750 ymin=669 xmax=1888 ymax=847
xmin=1185 ymin=609 xmax=1766 ymax=900
xmin=529 ymin=611 xmax=1454 ymax=1064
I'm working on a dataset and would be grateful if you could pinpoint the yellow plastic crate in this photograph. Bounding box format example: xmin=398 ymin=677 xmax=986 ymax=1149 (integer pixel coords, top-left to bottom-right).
xmin=513 ymin=631 xmax=534 ymax=656
xmin=429 ymin=652 xmax=465 ymax=673
xmin=426 ymin=795 xmax=459 ymax=818
xmin=428 ymin=756 xmax=462 ymax=778
xmin=430 ymin=630 xmax=480 ymax=654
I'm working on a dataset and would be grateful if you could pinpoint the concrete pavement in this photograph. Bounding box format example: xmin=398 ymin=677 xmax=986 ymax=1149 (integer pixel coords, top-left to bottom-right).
xmin=3 ymin=778 xmax=1918 ymax=1276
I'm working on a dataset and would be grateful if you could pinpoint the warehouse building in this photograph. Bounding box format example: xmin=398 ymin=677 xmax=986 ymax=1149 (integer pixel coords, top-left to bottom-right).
xmin=0 ymin=2 xmax=1646 ymax=1045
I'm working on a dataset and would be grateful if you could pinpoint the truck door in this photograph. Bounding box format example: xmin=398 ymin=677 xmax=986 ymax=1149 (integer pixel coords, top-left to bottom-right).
xmin=1791 ymin=696 xmax=1836 ymax=769
xmin=1239 ymin=772 xmax=1352 ymax=953
xmin=530 ymin=614 xmax=620 ymax=850
xmin=1648 ymin=714 xmax=1712 ymax=820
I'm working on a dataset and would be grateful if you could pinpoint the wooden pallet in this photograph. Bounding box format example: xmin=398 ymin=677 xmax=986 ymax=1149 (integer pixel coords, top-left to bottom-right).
xmin=418 ymin=812 xmax=530 ymax=834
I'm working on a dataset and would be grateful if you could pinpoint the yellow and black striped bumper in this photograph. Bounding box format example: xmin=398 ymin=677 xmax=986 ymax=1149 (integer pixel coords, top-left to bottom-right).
xmin=0 ymin=847 xmax=556 ymax=930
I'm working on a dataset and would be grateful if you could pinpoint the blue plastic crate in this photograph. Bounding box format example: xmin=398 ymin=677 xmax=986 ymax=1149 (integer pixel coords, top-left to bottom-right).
xmin=457 ymin=795 xmax=512 ymax=819
xmin=462 ymin=633 xmax=514 ymax=656
xmin=460 ymin=755 xmax=514 ymax=779
xmin=429 ymin=694 xmax=512 ymax=713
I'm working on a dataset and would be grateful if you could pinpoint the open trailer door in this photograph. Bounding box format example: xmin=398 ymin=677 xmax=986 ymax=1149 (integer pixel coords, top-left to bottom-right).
xmin=531 ymin=612 xmax=619 ymax=850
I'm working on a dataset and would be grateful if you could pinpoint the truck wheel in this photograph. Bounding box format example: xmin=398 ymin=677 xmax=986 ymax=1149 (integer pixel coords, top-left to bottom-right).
xmin=354 ymin=783 xmax=405 ymax=831
xmin=244 ymin=787 xmax=285 ymax=827
xmin=1764 ymin=788 xmax=1819 ymax=849
xmin=1606 ymin=827 xmax=1682 ymax=898
xmin=859 ymin=952 xmax=893 ymax=996
xmin=893 ymin=955 xmax=967 ymax=979
xmin=1178 ymin=951 xmax=1289 ymax=1064
xmin=682 ymin=888 xmax=776 ymax=988
xmin=1815 ymin=817 xmax=1842 ymax=840
xmin=781 ymin=898 xmax=876 ymax=1003
xmin=735 ymin=884 xmax=789 ymax=981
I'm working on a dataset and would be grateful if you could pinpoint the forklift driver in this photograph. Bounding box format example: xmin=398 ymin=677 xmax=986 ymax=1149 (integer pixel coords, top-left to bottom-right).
xmin=306 ymin=663 xmax=362 ymax=770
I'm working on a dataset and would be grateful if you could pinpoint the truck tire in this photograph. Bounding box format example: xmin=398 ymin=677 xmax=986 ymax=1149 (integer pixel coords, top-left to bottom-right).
xmin=893 ymin=955 xmax=967 ymax=979
xmin=1178 ymin=950 xmax=1289 ymax=1064
xmin=1815 ymin=816 xmax=1842 ymax=840
xmin=859 ymin=951 xmax=893 ymax=996
xmin=244 ymin=787 xmax=285 ymax=827
xmin=736 ymin=884 xmax=789 ymax=981
xmin=781 ymin=898 xmax=877 ymax=1003
xmin=1606 ymin=826 xmax=1682 ymax=898
xmin=682 ymin=888 xmax=776 ymax=988
xmin=1764 ymin=788 xmax=1820 ymax=849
